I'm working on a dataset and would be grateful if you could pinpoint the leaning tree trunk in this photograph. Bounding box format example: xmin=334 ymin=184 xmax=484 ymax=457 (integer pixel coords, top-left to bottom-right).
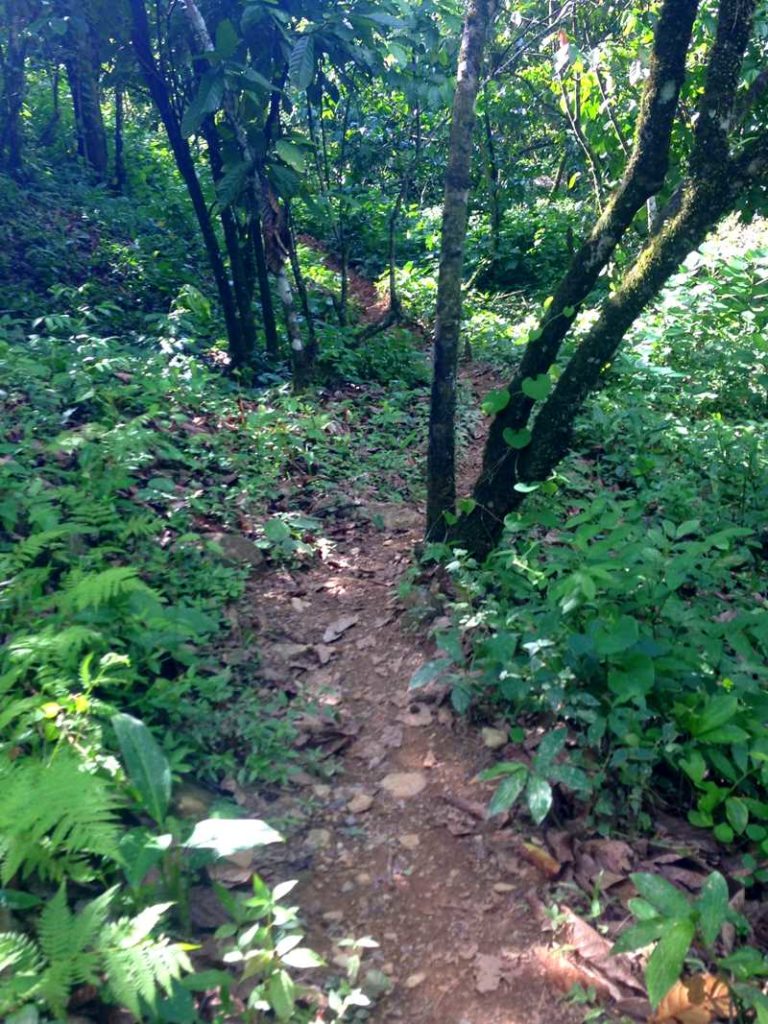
xmin=128 ymin=0 xmax=249 ymax=367
xmin=425 ymin=0 xmax=499 ymax=536
xmin=449 ymin=0 xmax=764 ymax=560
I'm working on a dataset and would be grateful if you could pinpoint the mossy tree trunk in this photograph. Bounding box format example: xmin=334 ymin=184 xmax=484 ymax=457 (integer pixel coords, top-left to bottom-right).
xmin=447 ymin=0 xmax=766 ymax=559
xmin=60 ymin=0 xmax=108 ymax=179
xmin=426 ymin=0 xmax=499 ymax=536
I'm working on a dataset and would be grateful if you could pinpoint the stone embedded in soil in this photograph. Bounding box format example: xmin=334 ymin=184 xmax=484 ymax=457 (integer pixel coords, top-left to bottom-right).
xmin=380 ymin=771 xmax=427 ymax=799
xmin=482 ymin=726 xmax=508 ymax=749
xmin=347 ymin=792 xmax=375 ymax=814
xmin=404 ymin=972 xmax=427 ymax=989
xmin=398 ymin=833 xmax=420 ymax=850
xmin=398 ymin=704 xmax=432 ymax=728
xmin=363 ymin=969 xmax=393 ymax=999
xmin=306 ymin=828 xmax=332 ymax=850
xmin=322 ymin=910 xmax=344 ymax=924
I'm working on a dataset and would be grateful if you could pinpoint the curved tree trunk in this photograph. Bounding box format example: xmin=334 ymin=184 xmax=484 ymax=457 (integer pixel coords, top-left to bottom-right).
xmin=425 ymin=0 xmax=499 ymax=536
xmin=449 ymin=0 xmax=763 ymax=560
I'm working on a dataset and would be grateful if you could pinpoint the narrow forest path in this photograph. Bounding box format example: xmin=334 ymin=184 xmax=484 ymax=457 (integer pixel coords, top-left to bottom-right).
xmin=240 ymin=493 xmax=581 ymax=1024
xmin=229 ymin=265 xmax=583 ymax=1023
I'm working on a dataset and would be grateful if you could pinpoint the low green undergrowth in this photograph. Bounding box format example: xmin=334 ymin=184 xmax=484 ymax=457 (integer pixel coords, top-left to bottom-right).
xmin=420 ymin=226 xmax=768 ymax=851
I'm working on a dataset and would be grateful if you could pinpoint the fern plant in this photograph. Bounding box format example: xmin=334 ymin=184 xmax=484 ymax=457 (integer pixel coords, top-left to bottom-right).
xmin=0 ymin=750 xmax=120 ymax=884
xmin=0 ymin=885 xmax=190 ymax=1019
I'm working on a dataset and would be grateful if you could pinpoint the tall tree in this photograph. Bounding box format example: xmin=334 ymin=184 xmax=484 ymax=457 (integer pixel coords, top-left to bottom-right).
xmin=58 ymin=0 xmax=108 ymax=177
xmin=426 ymin=0 xmax=499 ymax=534
xmin=0 ymin=0 xmax=32 ymax=175
xmin=439 ymin=0 xmax=768 ymax=558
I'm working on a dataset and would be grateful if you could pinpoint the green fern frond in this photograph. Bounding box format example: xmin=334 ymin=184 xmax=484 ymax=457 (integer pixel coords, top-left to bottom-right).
xmin=100 ymin=913 xmax=191 ymax=1018
xmin=12 ymin=527 xmax=78 ymax=567
xmin=0 ymin=752 xmax=120 ymax=884
xmin=37 ymin=883 xmax=104 ymax=1016
xmin=120 ymin=514 xmax=161 ymax=540
xmin=60 ymin=566 xmax=155 ymax=612
xmin=0 ymin=929 xmax=43 ymax=974
xmin=0 ymin=930 xmax=43 ymax=1014
xmin=7 ymin=625 xmax=100 ymax=666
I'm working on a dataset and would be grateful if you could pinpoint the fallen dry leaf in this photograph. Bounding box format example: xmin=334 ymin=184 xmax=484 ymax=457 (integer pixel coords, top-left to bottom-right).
xmin=322 ymin=615 xmax=359 ymax=643
xmin=516 ymin=840 xmax=561 ymax=879
xmin=650 ymin=974 xmax=731 ymax=1024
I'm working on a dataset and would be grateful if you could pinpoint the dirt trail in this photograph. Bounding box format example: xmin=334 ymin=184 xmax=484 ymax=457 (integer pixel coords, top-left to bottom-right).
xmin=245 ymin=509 xmax=580 ymax=1024
xmin=236 ymin=313 xmax=581 ymax=1023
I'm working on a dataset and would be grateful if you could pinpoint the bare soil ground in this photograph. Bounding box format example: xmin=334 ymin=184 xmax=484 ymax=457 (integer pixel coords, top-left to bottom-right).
xmin=230 ymin=348 xmax=585 ymax=1023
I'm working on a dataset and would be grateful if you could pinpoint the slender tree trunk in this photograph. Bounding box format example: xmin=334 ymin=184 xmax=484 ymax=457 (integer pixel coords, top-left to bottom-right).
xmin=482 ymin=85 xmax=501 ymax=270
xmin=202 ymin=118 xmax=257 ymax=357
xmin=61 ymin=0 xmax=108 ymax=178
xmin=426 ymin=0 xmax=499 ymax=536
xmin=251 ymin=216 xmax=279 ymax=359
xmin=449 ymin=0 xmax=762 ymax=560
xmin=128 ymin=0 xmax=248 ymax=367
xmin=0 ymin=0 xmax=28 ymax=176
xmin=113 ymin=83 xmax=126 ymax=192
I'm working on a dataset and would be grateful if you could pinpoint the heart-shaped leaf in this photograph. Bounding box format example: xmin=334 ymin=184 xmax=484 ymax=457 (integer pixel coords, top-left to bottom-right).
xmin=502 ymin=428 xmax=531 ymax=449
xmin=521 ymin=374 xmax=552 ymax=400
xmin=482 ymin=388 xmax=510 ymax=415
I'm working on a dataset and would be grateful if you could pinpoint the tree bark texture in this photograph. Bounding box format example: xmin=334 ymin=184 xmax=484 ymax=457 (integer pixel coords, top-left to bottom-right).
xmin=426 ymin=0 xmax=498 ymax=536
xmin=0 ymin=0 xmax=28 ymax=175
xmin=60 ymin=0 xmax=108 ymax=178
xmin=450 ymin=0 xmax=762 ymax=560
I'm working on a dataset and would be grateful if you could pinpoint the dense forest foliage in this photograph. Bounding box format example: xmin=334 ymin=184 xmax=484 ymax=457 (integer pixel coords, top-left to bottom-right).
xmin=1 ymin=0 xmax=768 ymax=1020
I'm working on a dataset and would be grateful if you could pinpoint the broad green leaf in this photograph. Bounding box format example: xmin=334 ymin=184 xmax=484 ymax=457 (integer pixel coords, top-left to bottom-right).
xmin=181 ymin=70 xmax=224 ymax=137
xmin=645 ymin=918 xmax=695 ymax=1008
xmin=525 ymin=774 xmax=553 ymax=825
xmin=478 ymin=761 xmax=525 ymax=782
xmin=697 ymin=871 xmax=729 ymax=947
xmin=487 ymin=766 xmax=527 ymax=816
xmin=214 ymin=19 xmax=238 ymax=60
xmin=280 ymin=947 xmax=324 ymax=969
xmin=714 ymin=822 xmax=734 ymax=843
xmin=680 ymin=750 xmax=707 ymax=785
xmin=611 ymin=917 xmax=665 ymax=954
xmin=288 ymin=35 xmax=315 ymax=90
xmin=533 ymin=728 xmax=567 ymax=773
xmin=112 ymin=712 xmax=171 ymax=826
xmin=630 ymin=873 xmax=691 ymax=918
xmin=118 ymin=830 xmax=173 ymax=890
xmin=410 ymin=659 xmax=450 ymax=689
xmin=726 ymin=796 xmax=749 ymax=835
xmin=595 ymin=615 xmax=640 ymax=657
xmin=274 ymin=140 xmax=307 ymax=174
xmin=482 ymin=388 xmax=510 ymax=414
xmin=502 ymin=428 xmax=531 ymax=449
xmin=272 ymin=879 xmax=298 ymax=901
xmin=185 ymin=817 xmax=282 ymax=855
xmin=692 ymin=695 xmax=739 ymax=737
xmin=521 ymin=374 xmax=552 ymax=400
xmin=267 ymin=969 xmax=295 ymax=1020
